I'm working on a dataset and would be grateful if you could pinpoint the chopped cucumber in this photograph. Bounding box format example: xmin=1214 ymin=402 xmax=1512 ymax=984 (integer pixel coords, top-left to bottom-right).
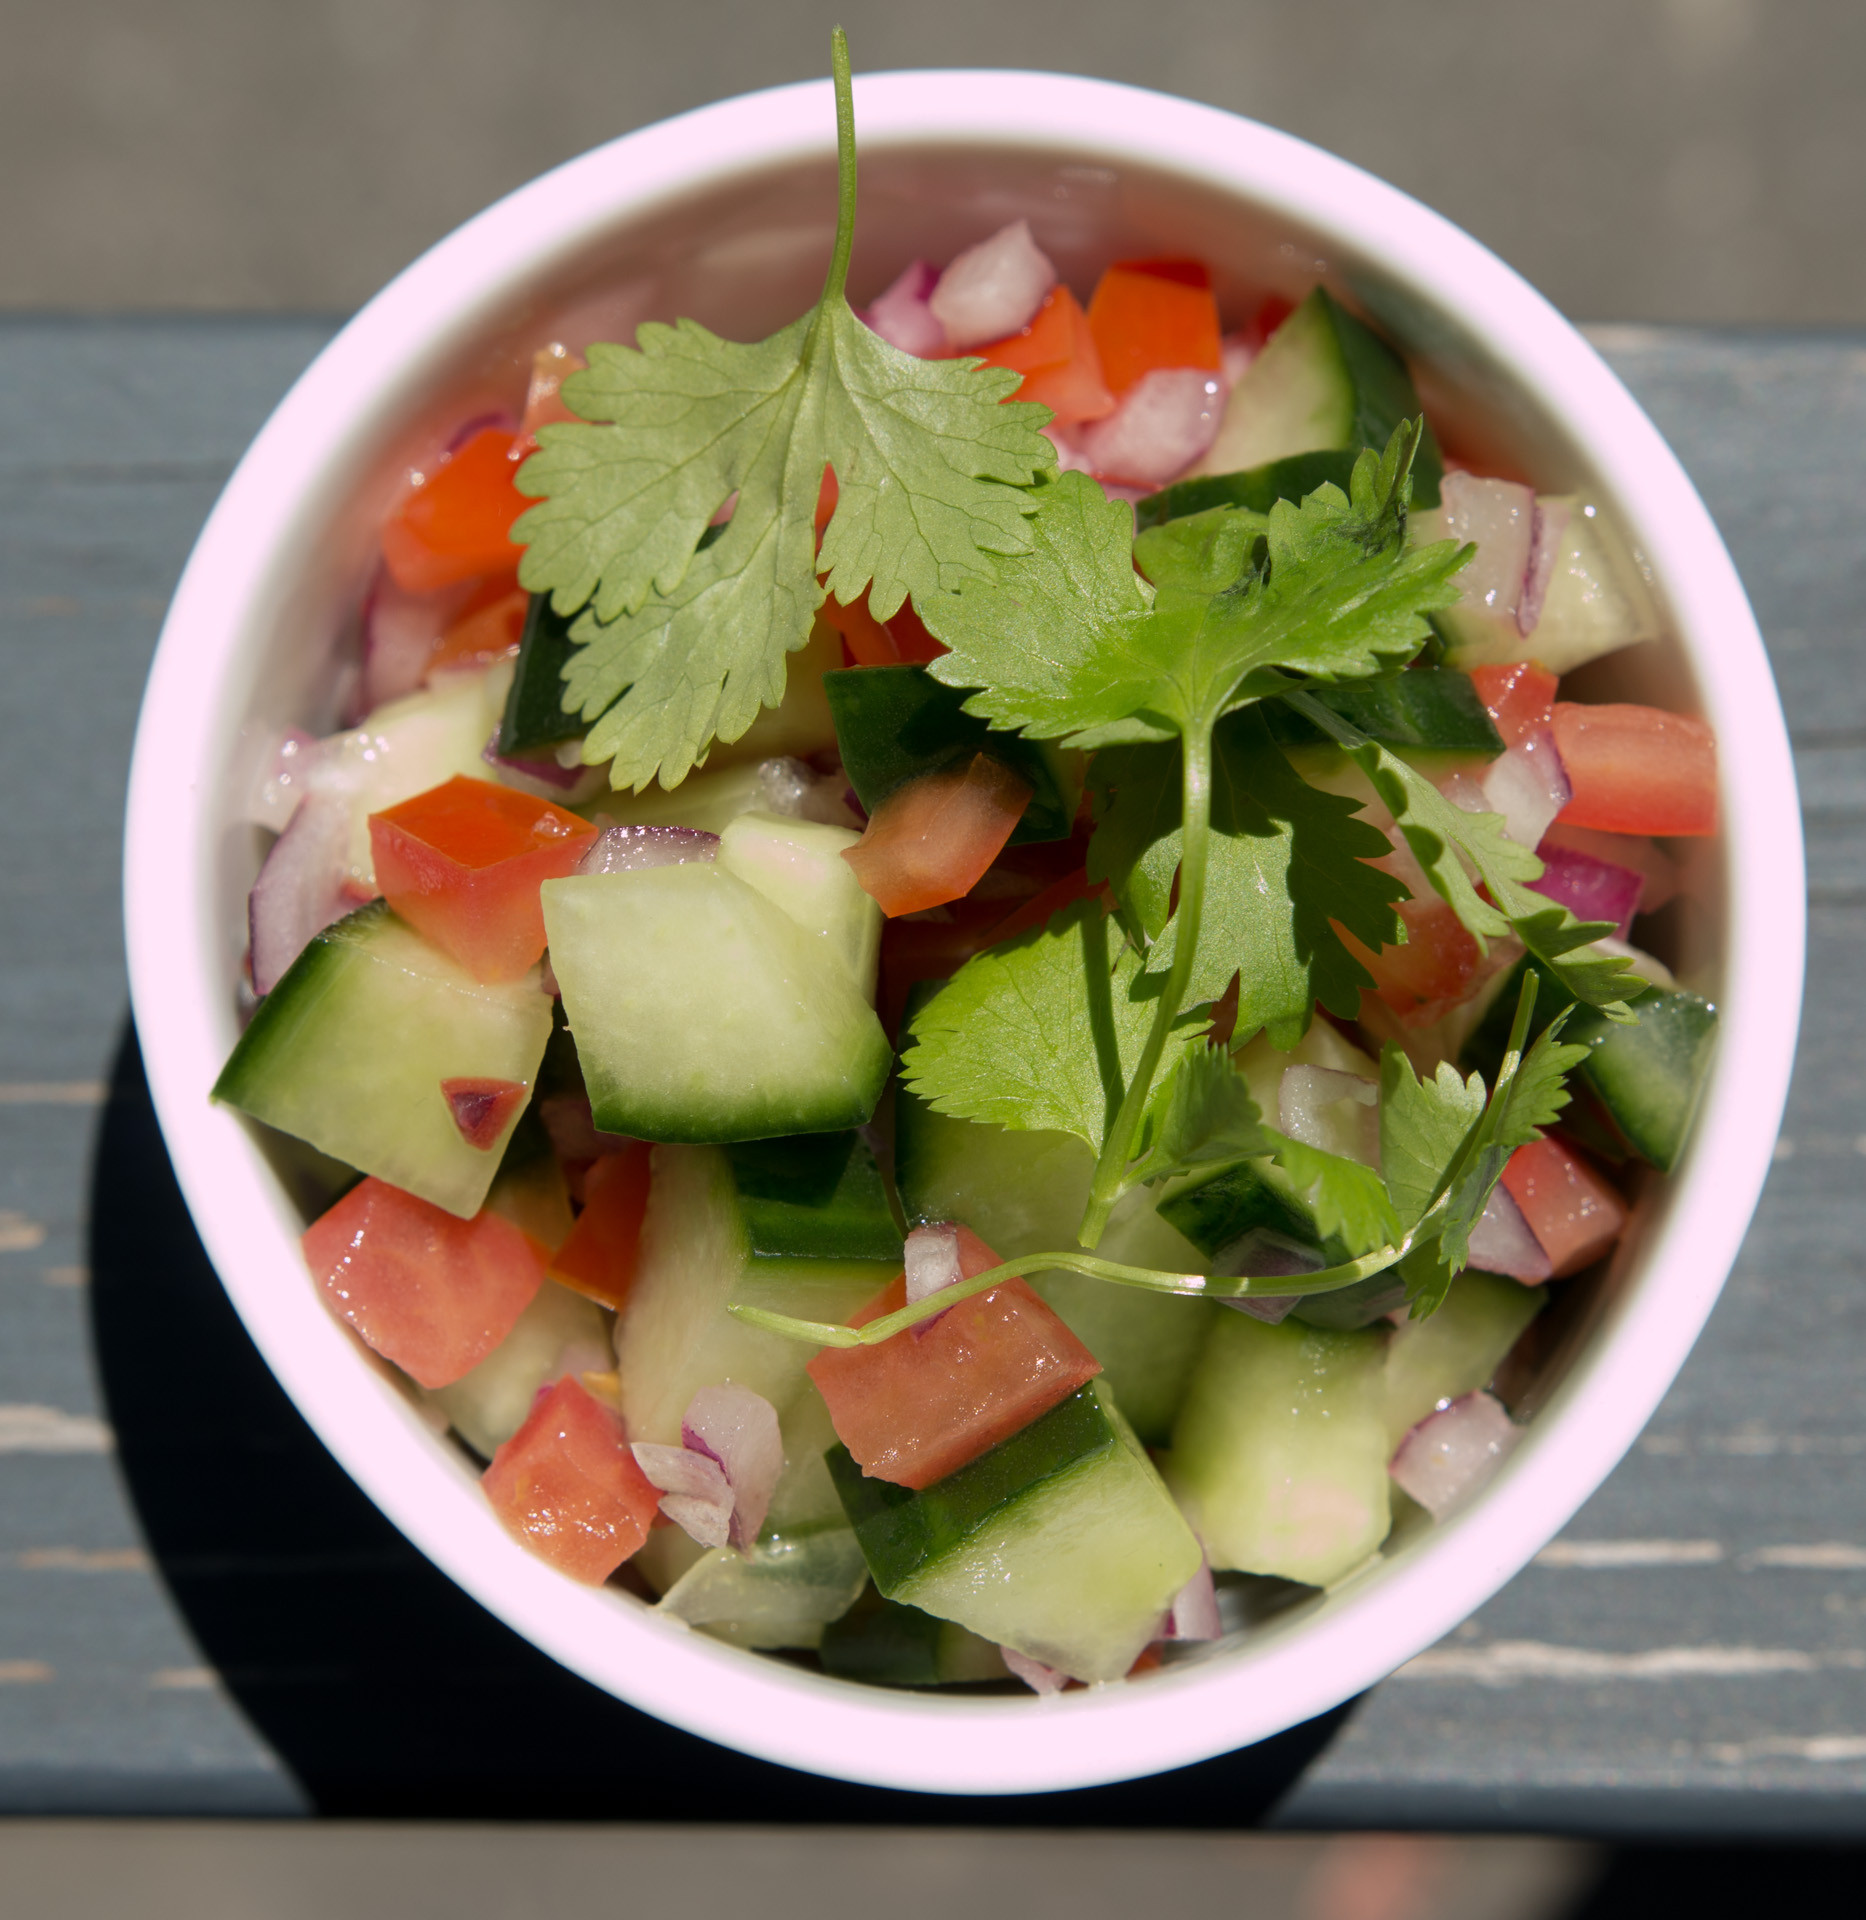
xmin=542 ymin=866 xmax=891 ymax=1142
xmin=497 ymin=596 xmax=580 ymax=757
xmin=1264 ymin=669 xmax=1502 ymax=758
xmin=717 ymin=810 xmax=881 ymax=1000
xmin=1426 ymin=495 xmax=1659 ymax=675
xmin=819 ymin=1593 xmax=1009 ymax=1686
xmin=828 ymin=1381 xmax=1201 ymax=1683
xmin=893 ymin=1090 xmax=1214 ymax=1444
xmin=429 ymin=1278 xmax=610 ymax=1458
xmin=656 ymin=1525 xmax=870 ymax=1650
xmin=823 ymin=663 xmax=1080 ymax=845
xmin=1465 ymin=956 xmax=1717 ymax=1172
xmin=1191 ymin=289 xmax=1443 ymax=507
xmin=213 ymin=901 xmax=553 ymax=1218
xmin=1384 ymin=1270 xmax=1543 ymax=1449
xmin=1136 ymin=448 xmax=1358 ymax=528
xmin=764 ymin=1380 xmax=851 ymax=1535
xmin=1169 ymin=1311 xmax=1392 ymax=1586
xmin=721 ymin=1133 xmax=903 ymax=1265
xmin=584 ymin=761 xmax=771 ymax=837
xmin=617 ymin=1141 xmax=898 ymax=1445
xmin=701 ymin=614 xmax=842 ymax=768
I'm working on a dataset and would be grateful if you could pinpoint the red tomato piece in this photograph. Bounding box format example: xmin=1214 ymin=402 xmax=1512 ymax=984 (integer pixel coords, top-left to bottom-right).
xmin=1470 ymin=661 xmax=1558 ymax=749
xmin=441 ymin=1077 xmax=528 ymax=1151
xmin=815 ymin=465 xmax=839 ymax=539
xmin=975 ymin=287 xmax=1116 ymax=428
xmin=818 ymin=589 xmax=900 ymax=666
xmin=548 ymin=1141 xmax=652 ymax=1310
xmin=380 ymin=427 xmax=529 ymax=594
xmin=368 ymin=775 xmax=598 ymax=982
xmin=1086 ymin=260 xmax=1222 ymax=397
xmin=808 ymin=1231 xmax=1101 ymax=1490
xmin=882 ymin=596 xmax=947 ymax=664
xmin=1500 ymin=1135 xmax=1628 ymax=1279
xmin=302 ymin=1176 xmax=545 ymax=1388
xmin=429 ymin=578 xmax=527 ymax=677
xmin=482 ymin=1376 xmax=660 ymax=1583
xmin=1340 ymin=896 xmax=1491 ymax=1029
xmin=842 ymin=754 xmax=1033 ymax=917
xmin=1552 ymin=702 xmax=1718 ymax=836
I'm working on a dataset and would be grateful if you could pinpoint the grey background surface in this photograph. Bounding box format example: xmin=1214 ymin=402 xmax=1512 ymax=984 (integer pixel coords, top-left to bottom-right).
xmin=1 ymin=0 xmax=1862 ymax=322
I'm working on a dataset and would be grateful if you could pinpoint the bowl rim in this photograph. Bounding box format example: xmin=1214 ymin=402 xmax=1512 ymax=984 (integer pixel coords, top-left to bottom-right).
xmin=124 ymin=66 xmax=1803 ymax=1795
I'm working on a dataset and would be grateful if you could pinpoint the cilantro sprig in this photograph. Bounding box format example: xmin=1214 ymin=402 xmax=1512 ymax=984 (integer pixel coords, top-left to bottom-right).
xmin=513 ymin=28 xmax=1055 ymax=791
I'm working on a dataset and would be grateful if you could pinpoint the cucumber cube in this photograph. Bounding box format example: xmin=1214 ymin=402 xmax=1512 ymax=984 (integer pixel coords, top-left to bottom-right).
xmin=1384 ymin=1270 xmax=1542 ymax=1449
xmin=819 ymin=1594 xmax=1008 ymax=1687
xmin=716 ymin=810 xmax=881 ymax=999
xmin=656 ymin=1526 xmax=870 ymax=1650
xmin=828 ymin=1382 xmax=1201 ymax=1683
xmin=213 ymin=901 xmax=553 ymax=1219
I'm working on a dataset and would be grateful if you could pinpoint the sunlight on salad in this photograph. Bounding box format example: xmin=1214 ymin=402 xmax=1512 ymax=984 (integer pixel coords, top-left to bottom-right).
xmin=212 ymin=32 xmax=1719 ymax=1694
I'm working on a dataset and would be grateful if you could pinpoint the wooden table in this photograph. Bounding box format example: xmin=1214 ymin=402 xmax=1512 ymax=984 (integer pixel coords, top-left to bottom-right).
xmin=1 ymin=319 xmax=1860 ymax=1833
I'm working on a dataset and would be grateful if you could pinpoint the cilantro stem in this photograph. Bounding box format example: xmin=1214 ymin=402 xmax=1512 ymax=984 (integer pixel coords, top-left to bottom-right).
xmin=726 ymin=1237 xmax=1408 ymax=1350
xmin=822 ymin=27 xmax=858 ymax=310
xmin=1077 ymin=723 xmax=1215 ymax=1248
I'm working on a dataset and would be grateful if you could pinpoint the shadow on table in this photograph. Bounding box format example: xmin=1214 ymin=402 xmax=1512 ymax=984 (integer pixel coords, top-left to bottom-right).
xmin=88 ymin=1020 xmax=1356 ymax=1821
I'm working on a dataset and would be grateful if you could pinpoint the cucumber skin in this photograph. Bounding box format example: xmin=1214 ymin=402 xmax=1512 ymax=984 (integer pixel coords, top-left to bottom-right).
xmin=213 ymin=900 xmax=552 ymax=1218
xmin=823 ymin=664 xmax=1078 ymax=845
xmin=827 ymin=1387 xmax=1115 ymax=1596
xmin=1137 ymin=449 xmax=1358 ymax=527
xmin=723 ymin=1134 xmax=903 ymax=1265
xmin=1465 ymin=956 xmax=1717 ymax=1172
xmin=498 ymin=596 xmax=580 ymax=756
xmin=818 ymin=1595 xmax=1006 ymax=1687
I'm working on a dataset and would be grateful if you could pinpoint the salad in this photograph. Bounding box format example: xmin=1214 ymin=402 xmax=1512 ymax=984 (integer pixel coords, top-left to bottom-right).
xmin=213 ymin=34 xmax=1719 ymax=1692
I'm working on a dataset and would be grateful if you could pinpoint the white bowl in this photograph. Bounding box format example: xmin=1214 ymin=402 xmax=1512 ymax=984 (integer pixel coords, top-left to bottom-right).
xmin=124 ymin=69 xmax=1802 ymax=1795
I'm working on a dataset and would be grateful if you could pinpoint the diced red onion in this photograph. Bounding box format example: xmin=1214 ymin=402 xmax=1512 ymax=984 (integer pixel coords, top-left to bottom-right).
xmin=630 ymin=1441 xmax=734 ymax=1549
xmin=1479 ymin=728 xmax=1572 ymax=850
xmin=445 ymin=409 xmax=518 ymax=454
xmin=862 ymin=260 xmax=947 ymax=357
xmin=1215 ymin=1230 xmax=1321 ymax=1323
xmin=1541 ymin=824 xmax=1680 ymax=913
xmin=928 ymin=221 xmax=1055 ymax=351
xmin=1278 ymin=1065 xmax=1379 ymax=1158
xmin=1000 ymin=1645 xmax=1069 ymax=1695
xmin=1389 ymin=1390 xmax=1522 ymax=1518
xmin=681 ymin=1384 xmax=784 ymax=1549
xmin=754 ymin=756 xmax=861 ymax=829
xmin=1467 ymin=1183 xmax=1554 ymax=1283
xmin=482 ymin=731 xmax=585 ymax=792
xmin=251 ymin=728 xmax=321 ymax=833
xmin=1438 ymin=473 xmax=1536 ymax=625
xmin=1075 ymin=369 xmax=1226 ymax=488
xmin=1219 ymin=332 xmax=1256 ymax=389
xmin=1528 ymin=841 xmax=1645 ymax=938
xmin=904 ymin=1223 xmax=964 ymax=1306
xmin=578 ymin=824 xmax=718 ymax=875
xmin=360 ymin=567 xmax=458 ymax=713
xmin=248 ymin=790 xmax=356 ymax=995
xmin=1439 ymin=770 xmax=1490 ymax=818
xmin=1519 ymin=498 xmax=1572 ymax=636
xmin=1164 ymin=1555 xmax=1222 ymax=1642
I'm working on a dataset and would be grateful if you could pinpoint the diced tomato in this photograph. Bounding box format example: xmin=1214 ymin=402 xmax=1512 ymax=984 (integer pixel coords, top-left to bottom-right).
xmin=883 ymin=596 xmax=947 ymax=664
xmin=548 ymin=1141 xmax=652 ymax=1310
xmin=1232 ymin=294 xmax=1295 ymax=357
xmin=974 ymin=287 xmax=1116 ymax=427
xmin=818 ymin=589 xmax=899 ymax=666
xmin=1470 ymin=661 xmax=1557 ymax=749
xmin=1500 ymin=1135 xmax=1627 ymax=1279
xmin=843 ymin=754 xmax=1032 ymax=916
xmin=1339 ymin=896 xmax=1492 ymax=1029
xmin=481 ymin=1376 xmax=660 ymax=1583
xmin=302 ymin=1176 xmax=545 ymax=1388
xmin=368 ymin=775 xmax=597 ymax=982
xmin=441 ymin=1077 xmax=528 ymax=1151
xmin=1086 ymin=259 xmax=1222 ymax=397
xmin=428 ymin=576 xmax=527 ymax=677
xmin=808 ymin=1228 xmax=1100 ymax=1489
xmin=1551 ymin=702 xmax=1718 ymax=836
xmin=380 ymin=427 xmax=529 ymax=594
xmin=815 ymin=465 xmax=839 ymax=539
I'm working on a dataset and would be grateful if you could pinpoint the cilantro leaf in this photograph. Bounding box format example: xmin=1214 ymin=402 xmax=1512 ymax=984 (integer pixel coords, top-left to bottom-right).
xmin=899 ymin=895 xmax=1190 ymax=1156
xmin=929 ymin=423 xmax=1469 ymax=749
xmin=511 ymin=34 xmax=1055 ymax=790
xmin=1379 ymin=1045 xmax=1485 ymax=1231
xmin=1395 ymin=1241 xmax=1459 ymax=1321
xmin=1264 ymin=1130 xmax=1403 ymax=1256
xmin=1133 ymin=1044 xmax=1269 ymax=1184
xmin=1110 ymin=709 xmax=1406 ymax=1045
xmin=1437 ymin=981 xmax=1591 ymax=1275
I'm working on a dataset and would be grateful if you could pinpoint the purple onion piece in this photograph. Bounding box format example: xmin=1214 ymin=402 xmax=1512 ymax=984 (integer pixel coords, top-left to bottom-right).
xmin=248 ymin=791 xmax=357 ymax=996
xmin=681 ymin=1384 xmax=783 ymax=1549
xmin=359 ymin=566 xmax=450 ymax=713
xmin=1389 ymin=1390 xmax=1522 ymax=1518
xmin=445 ymin=409 xmax=519 ymax=453
xmin=1000 ymin=1645 xmax=1069 ymax=1695
xmin=578 ymin=823 xmax=718 ymax=875
xmin=1528 ymin=841 xmax=1646 ymax=939
xmin=1518 ymin=499 xmax=1573 ymax=636
xmin=1479 ymin=729 xmax=1572 ymax=850
xmin=1164 ymin=1556 xmax=1222 ymax=1642
xmin=481 ymin=732 xmax=586 ymax=792
xmin=1466 ymin=1184 xmax=1553 ymax=1283
xmin=861 ymin=259 xmax=946 ymax=357
xmin=629 ymin=1442 xmax=734 ymax=1549
xmin=1213 ymin=1230 xmax=1322 ymax=1323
